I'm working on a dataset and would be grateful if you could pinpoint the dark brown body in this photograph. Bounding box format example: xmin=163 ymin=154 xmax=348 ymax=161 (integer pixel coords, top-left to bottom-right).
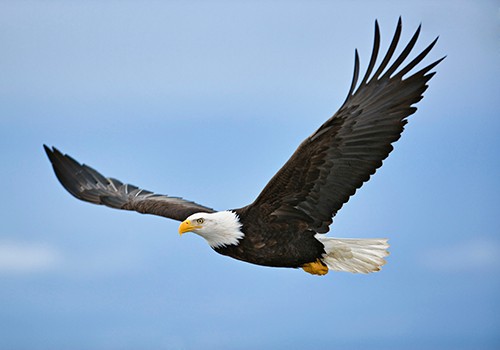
xmin=214 ymin=208 xmax=326 ymax=268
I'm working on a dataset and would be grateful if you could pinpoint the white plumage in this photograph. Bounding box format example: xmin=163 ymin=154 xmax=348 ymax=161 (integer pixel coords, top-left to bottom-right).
xmin=317 ymin=236 xmax=389 ymax=273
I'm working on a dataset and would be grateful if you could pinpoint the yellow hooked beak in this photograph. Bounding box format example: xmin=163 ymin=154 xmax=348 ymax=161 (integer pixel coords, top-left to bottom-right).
xmin=178 ymin=220 xmax=201 ymax=235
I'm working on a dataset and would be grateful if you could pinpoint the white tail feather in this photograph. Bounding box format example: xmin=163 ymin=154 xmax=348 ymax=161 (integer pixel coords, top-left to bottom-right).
xmin=316 ymin=236 xmax=390 ymax=273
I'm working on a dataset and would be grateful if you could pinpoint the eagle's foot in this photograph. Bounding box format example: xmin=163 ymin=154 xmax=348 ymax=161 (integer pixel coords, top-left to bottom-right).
xmin=302 ymin=259 xmax=329 ymax=275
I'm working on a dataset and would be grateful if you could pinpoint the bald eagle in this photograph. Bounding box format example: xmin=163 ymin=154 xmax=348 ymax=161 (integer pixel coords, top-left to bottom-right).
xmin=44 ymin=19 xmax=443 ymax=276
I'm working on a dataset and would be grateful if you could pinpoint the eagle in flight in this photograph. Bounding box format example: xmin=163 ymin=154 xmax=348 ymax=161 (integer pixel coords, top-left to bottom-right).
xmin=45 ymin=19 xmax=443 ymax=276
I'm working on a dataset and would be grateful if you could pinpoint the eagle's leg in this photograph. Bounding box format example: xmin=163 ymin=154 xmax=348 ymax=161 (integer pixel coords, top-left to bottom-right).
xmin=302 ymin=259 xmax=329 ymax=275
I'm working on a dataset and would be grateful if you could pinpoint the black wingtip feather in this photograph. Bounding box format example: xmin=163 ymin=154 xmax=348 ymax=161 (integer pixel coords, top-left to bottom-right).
xmin=382 ymin=23 xmax=421 ymax=79
xmin=370 ymin=18 xmax=403 ymax=82
xmin=344 ymin=49 xmax=360 ymax=103
xmin=394 ymin=36 xmax=440 ymax=79
xmin=359 ymin=20 xmax=381 ymax=87
xmin=414 ymin=56 xmax=446 ymax=78
xmin=43 ymin=145 xmax=58 ymax=164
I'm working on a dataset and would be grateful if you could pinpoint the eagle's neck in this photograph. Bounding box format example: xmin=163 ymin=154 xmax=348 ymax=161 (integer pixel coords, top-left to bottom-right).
xmin=203 ymin=211 xmax=244 ymax=249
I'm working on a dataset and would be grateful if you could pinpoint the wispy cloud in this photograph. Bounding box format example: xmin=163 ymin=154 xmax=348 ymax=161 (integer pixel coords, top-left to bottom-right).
xmin=0 ymin=239 xmax=146 ymax=277
xmin=0 ymin=240 xmax=62 ymax=274
xmin=420 ymin=237 xmax=500 ymax=273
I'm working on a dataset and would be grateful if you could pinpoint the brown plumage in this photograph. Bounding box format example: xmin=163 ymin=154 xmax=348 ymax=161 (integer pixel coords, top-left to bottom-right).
xmin=45 ymin=19 xmax=443 ymax=275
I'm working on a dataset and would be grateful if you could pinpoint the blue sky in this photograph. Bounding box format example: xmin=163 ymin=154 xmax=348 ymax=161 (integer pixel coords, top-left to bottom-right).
xmin=1 ymin=1 xmax=499 ymax=349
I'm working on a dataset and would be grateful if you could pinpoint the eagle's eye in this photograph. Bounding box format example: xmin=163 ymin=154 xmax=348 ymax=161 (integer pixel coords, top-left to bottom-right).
xmin=196 ymin=218 xmax=204 ymax=224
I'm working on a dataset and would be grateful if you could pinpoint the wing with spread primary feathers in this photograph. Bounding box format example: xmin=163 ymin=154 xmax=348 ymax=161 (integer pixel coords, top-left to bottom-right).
xmin=44 ymin=146 xmax=215 ymax=221
xmin=246 ymin=19 xmax=444 ymax=233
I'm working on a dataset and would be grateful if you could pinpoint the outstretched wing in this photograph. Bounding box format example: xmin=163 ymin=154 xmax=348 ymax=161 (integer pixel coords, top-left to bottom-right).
xmin=44 ymin=145 xmax=215 ymax=221
xmin=246 ymin=19 xmax=444 ymax=233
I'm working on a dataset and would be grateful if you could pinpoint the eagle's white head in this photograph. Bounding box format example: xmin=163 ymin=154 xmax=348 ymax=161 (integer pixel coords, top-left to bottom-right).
xmin=178 ymin=211 xmax=244 ymax=248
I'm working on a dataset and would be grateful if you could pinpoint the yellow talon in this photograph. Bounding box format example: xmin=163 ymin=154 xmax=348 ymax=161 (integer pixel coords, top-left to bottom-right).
xmin=302 ymin=259 xmax=329 ymax=275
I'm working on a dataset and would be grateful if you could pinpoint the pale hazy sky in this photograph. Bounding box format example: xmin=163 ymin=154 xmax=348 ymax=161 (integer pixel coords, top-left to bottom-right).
xmin=1 ymin=1 xmax=499 ymax=349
